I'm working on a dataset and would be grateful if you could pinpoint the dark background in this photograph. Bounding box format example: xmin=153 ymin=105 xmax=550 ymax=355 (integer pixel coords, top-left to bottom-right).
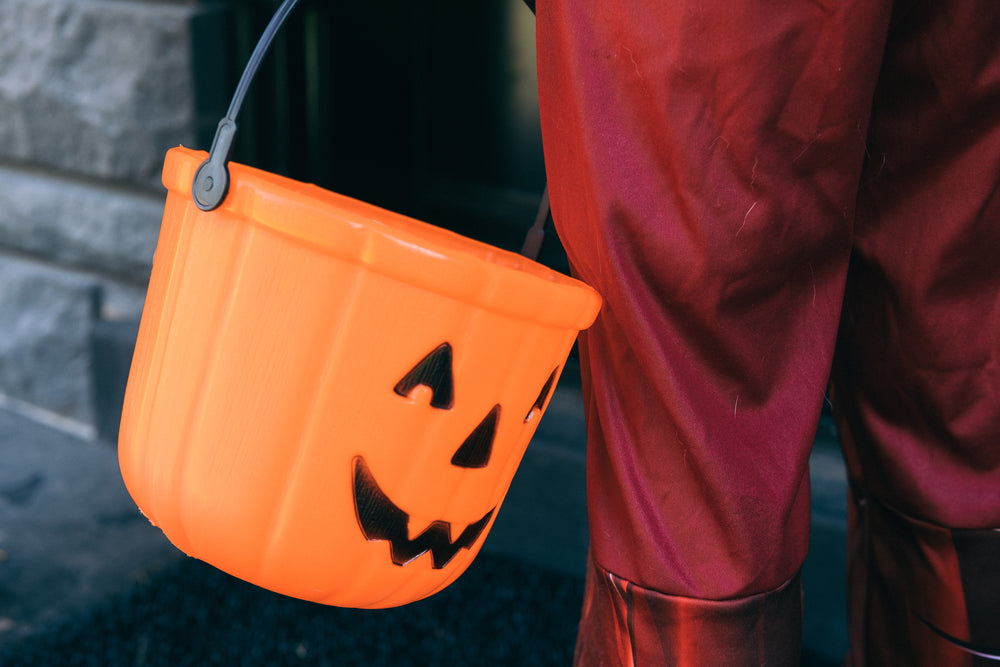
xmin=204 ymin=0 xmax=561 ymax=265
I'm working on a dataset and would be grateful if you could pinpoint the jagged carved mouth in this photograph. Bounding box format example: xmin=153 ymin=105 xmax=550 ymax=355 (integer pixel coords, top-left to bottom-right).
xmin=352 ymin=456 xmax=495 ymax=569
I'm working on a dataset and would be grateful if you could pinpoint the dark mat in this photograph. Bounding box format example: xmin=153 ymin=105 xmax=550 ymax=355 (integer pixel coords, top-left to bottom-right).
xmin=1 ymin=553 xmax=583 ymax=667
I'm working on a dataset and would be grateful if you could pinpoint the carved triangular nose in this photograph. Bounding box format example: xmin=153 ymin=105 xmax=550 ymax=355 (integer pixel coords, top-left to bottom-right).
xmin=451 ymin=405 xmax=500 ymax=468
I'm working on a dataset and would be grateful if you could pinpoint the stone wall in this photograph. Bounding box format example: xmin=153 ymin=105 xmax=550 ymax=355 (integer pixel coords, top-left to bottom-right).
xmin=0 ymin=0 xmax=225 ymax=439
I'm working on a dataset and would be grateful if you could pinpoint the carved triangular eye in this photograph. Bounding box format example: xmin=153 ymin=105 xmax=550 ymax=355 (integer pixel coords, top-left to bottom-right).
xmin=524 ymin=368 xmax=559 ymax=423
xmin=451 ymin=405 xmax=500 ymax=469
xmin=394 ymin=343 xmax=454 ymax=410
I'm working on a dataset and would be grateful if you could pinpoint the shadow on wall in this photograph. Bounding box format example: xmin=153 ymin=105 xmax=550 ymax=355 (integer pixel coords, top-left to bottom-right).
xmin=90 ymin=319 xmax=140 ymax=444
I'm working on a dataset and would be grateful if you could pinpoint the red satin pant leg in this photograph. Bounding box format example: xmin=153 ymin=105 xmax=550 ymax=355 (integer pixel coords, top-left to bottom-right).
xmin=538 ymin=0 xmax=1000 ymax=664
xmin=536 ymin=0 xmax=891 ymax=663
xmin=833 ymin=4 xmax=1000 ymax=665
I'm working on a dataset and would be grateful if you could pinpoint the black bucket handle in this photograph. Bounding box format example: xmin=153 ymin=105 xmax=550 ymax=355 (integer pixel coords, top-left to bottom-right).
xmin=191 ymin=0 xmax=550 ymax=260
xmin=192 ymin=0 xmax=301 ymax=212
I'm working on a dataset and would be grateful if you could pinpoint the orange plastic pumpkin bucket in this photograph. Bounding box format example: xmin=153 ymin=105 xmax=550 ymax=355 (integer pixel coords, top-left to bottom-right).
xmin=118 ymin=0 xmax=601 ymax=609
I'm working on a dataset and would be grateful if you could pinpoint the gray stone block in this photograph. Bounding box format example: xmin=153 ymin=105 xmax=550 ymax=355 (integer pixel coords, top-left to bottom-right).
xmin=96 ymin=280 xmax=147 ymax=322
xmin=0 ymin=166 xmax=162 ymax=283
xmin=0 ymin=255 xmax=99 ymax=426
xmin=0 ymin=0 xmax=222 ymax=187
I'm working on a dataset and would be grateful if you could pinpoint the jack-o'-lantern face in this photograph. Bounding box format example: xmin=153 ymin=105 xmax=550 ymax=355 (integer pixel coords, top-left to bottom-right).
xmin=352 ymin=342 xmax=557 ymax=570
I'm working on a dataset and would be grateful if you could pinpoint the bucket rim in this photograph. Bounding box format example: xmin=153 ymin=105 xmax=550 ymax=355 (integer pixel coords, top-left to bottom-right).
xmin=162 ymin=147 xmax=601 ymax=331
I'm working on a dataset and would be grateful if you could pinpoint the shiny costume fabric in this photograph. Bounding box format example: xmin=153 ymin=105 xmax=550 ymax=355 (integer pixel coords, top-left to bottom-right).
xmin=535 ymin=0 xmax=1000 ymax=664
